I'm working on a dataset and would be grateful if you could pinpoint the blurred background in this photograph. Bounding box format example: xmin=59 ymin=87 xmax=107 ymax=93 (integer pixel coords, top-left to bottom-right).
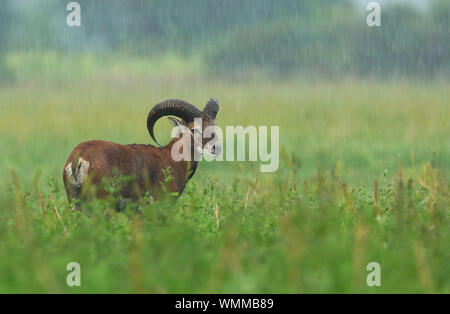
xmin=0 ymin=0 xmax=449 ymax=185
xmin=1 ymin=0 xmax=449 ymax=80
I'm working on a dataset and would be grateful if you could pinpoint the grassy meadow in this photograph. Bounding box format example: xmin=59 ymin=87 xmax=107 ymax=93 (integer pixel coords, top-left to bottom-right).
xmin=0 ymin=53 xmax=449 ymax=293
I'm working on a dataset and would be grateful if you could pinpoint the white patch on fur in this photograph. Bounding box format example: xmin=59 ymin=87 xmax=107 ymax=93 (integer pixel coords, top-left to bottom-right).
xmin=65 ymin=157 xmax=90 ymax=188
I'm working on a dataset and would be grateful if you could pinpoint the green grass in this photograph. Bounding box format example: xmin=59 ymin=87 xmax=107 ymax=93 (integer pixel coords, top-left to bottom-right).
xmin=0 ymin=53 xmax=449 ymax=293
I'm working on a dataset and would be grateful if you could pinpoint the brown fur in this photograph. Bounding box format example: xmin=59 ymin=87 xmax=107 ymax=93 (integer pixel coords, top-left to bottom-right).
xmin=63 ymin=115 xmax=216 ymax=204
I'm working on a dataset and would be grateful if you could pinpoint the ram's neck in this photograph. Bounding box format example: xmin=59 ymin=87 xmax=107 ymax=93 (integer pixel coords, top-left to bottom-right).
xmin=164 ymin=137 xmax=199 ymax=181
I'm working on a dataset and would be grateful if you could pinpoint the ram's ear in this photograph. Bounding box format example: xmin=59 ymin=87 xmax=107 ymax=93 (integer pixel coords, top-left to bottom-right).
xmin=167 ymin=117 xmax=186 ymax=127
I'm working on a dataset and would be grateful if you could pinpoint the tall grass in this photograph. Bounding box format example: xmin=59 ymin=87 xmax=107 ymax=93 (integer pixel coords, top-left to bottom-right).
xmin=0 ymin=53 xmax=448 ymax=292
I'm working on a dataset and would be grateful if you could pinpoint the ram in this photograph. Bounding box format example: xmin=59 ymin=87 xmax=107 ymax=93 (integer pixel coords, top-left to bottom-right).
xmin=63 ymin=98 xmax=219 ymax=206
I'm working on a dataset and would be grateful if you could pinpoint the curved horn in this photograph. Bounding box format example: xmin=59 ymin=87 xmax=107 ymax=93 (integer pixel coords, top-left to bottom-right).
xmin=147 ymin=99 xmax=202 ymax=146
xmin=203 ymin=98 xmax=219 ymax=120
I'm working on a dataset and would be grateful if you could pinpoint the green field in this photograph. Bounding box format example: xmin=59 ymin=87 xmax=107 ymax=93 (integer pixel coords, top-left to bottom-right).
xmin=0 ymin=54 xmax=449 ymax=293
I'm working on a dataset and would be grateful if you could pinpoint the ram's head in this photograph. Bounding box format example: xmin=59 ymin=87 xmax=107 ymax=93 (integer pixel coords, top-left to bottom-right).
xmin=147 ymin=98 xmax=220 ymax=157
